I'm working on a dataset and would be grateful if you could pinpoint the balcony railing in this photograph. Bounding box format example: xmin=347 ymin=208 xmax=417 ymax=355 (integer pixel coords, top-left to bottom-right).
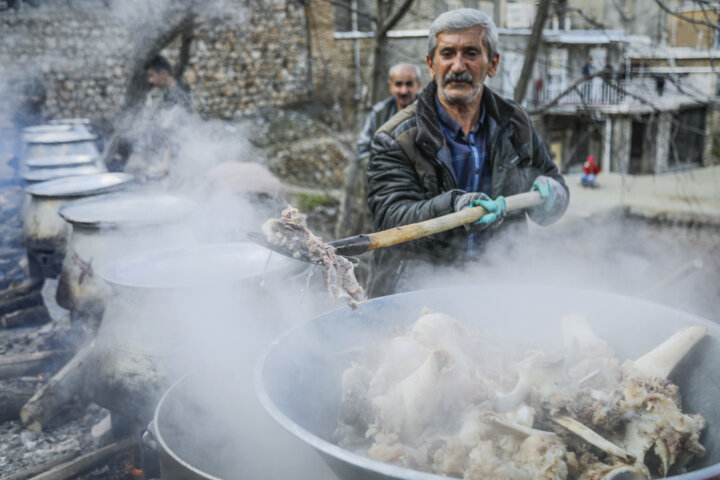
xmin=540 ymin=76 xmax=692 ymax=106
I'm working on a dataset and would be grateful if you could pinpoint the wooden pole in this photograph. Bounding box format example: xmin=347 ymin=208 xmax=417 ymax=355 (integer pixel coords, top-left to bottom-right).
xmin=2 ymin=450 xmax=80 ymax=480
xmin=26 ymin=437 xmax=136 ymax=480
xmin=20 ymin=343 xmax=94 ymax=432
xmin=0 ymin=350 xmax=70 ymax=380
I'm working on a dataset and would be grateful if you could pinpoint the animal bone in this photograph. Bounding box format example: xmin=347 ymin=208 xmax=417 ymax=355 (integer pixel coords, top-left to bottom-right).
xmin=554 ymin=325 xmax=708 ymax=477
xmin=631 ymin=325 xmax=707 ymax=380
xmin=562 ymin=314 xmax=615 ymax=362
xmin=551 ymin=415 xmax=636 ymax=464
xmin=371 ymin=349 xmax=455 ymax=439
xmin=484 ymin=412 xmax=558 ymax=438
xmin=494 ymin=352 xmax=565 ymax=412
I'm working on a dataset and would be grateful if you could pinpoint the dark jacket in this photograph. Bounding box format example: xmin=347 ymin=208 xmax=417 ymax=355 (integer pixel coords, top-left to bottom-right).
xmin=356 ymin=96 xmax=398 ymax=160
xmin=366 ymin=80 xmax=568 ymax=296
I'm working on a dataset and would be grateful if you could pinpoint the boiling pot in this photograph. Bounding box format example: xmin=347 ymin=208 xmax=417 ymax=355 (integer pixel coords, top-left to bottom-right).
xmin=90 ymin=242 xmax=304 ymax=423
xmin=22 ymin=165 xmax=106 ymax=185
xmin=20 ymin=173 xmax=134 ymax=278
xmin=256 ymin=285 xmax=720 ymax=480
xmin=151 ymin=366 xmax=340 ymax=480
xmin=55 ymin=192 xmax=197 ymax=313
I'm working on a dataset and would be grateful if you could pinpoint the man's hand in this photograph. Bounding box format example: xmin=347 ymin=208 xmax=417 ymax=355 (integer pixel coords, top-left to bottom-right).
xmin=453 ymin=192 xmax=507 ymax=231
xmin=532 ymin=176 xmax=559 ymax=212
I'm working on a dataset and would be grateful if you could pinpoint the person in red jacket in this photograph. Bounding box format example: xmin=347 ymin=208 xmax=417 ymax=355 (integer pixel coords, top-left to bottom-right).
xmin=581 ymin=155 xmax=600 ymax=188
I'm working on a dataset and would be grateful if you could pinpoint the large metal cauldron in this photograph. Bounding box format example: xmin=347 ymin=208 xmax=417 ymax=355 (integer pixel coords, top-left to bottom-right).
xmin=256 ymin=286 xmax=720 ymax=480
xmin=91 ymin=243 xmax=302 ymax=423
xmin=151 ymin=366 xmax=339 ymax=480
xmin=56 ymin=192 xmax=197 ymax=313
xmin=20 ymin=173 xmax=134 ymax=278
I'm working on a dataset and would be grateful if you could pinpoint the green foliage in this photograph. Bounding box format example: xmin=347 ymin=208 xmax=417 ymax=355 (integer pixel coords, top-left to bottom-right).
xmin=288 ymin=191 xmax=338 ymax=212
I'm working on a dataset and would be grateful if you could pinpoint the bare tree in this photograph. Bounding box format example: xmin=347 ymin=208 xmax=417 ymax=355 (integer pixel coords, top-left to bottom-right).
xmin=513 ymin=0 xmax=552 ymax=103
xmin=370 ymin=0 xmax=414 ymax=104
xmin=122 ymin=10 xmax=197 ymax=111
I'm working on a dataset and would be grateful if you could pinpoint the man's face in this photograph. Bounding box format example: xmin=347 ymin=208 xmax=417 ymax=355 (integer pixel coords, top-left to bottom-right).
xmin=147 ymin=68 xmax=168 ymax=88
xmin=388 ymin=67 xmax=420 ymax=110
xmin=427 ymin=25 xmax=499 ymax=106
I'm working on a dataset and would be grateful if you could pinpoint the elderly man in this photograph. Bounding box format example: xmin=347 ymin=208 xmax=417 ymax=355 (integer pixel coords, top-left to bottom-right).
xmin=366 ymin=8 xmax=569 ymax=296
xmin=356 ymin=63 xmax=422 ymax=162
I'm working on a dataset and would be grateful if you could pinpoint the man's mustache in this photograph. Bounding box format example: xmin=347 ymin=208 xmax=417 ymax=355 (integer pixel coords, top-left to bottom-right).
xmin=443 ymin=72 xmax=473 ymax=84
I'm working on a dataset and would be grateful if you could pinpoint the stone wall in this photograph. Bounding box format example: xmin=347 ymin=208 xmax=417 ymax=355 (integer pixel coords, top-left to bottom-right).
xmin=180 ymin=2 xmax=311 ymax=119
xmin=0 ymin=1 xmax=311 ymax=126
xmin=0 ymin=8 xmax=130 ymax=125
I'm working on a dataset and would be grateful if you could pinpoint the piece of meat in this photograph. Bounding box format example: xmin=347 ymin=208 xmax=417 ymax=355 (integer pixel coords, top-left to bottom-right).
xmin=261 ymin=205 xmax=365 ymax=307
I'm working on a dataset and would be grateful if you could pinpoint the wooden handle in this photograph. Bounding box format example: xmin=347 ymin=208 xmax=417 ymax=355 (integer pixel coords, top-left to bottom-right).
xmin=366 ymin=191 xmax=544 ymax=250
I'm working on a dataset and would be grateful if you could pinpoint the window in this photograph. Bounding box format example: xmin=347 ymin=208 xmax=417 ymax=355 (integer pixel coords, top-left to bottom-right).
xmin=333 ymin=0 xmax=373 ymax=32
xmin=669 ymin=107 xmax=706 ymax=169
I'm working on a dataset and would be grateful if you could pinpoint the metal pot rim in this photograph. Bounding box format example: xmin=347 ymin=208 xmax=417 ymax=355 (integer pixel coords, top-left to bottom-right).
xmin=153 ymin=372 xmax=226 ymax=480
xmin=23 ymin=131 xmax=97 ymax=144
xmin=25 ymin=154 xmax=99 ymax=168
xmin=25 ymin=173 xmax=134 ymax=199
xmin=98 ymin=242 xmax=297 ymax=291
xmin=22 ymin=166 xmax=105 ymax=183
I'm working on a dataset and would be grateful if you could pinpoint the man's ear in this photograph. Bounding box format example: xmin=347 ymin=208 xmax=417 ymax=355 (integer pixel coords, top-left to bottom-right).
xmin=426 ymin=54 xmax=435 ymax=79
xmin=487 ymin=53 xmax=500 ymax=78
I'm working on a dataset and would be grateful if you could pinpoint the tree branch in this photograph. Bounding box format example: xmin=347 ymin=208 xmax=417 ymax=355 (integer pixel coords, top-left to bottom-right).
xmin=565 ymin=7 xmax=606 ymax=28
xmin=377 ymin=0 xmax=414 ymax=37
xmin=654 ymin=0 xmax=720 ymax=31
xmin=122 ymin=11 xmax=196 ymax=111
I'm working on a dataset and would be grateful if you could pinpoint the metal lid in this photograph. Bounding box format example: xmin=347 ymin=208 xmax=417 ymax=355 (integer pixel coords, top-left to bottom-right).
xmin=25 ymin=172 xmax=134 ymax=198
xmin=22 ymin=165 xmax=106 ymax=183
xmin=58 ymin=191 xmax=196 ymax=228
xmin=25 ymin=154 xmax=100 ymax=169
xmin=49 ymin=118 xmax=91 ymax=125
xmin=23 ymin=130 xmax=97 ymax=144
xmin=22 ymin=124 xmax=73 ymax=134
xmin=100 ymin=243 xmax=295 ymax=290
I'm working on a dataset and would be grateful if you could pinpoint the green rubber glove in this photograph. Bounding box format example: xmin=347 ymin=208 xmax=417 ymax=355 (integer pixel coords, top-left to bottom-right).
xmin=470 ymin=195 xmax=506 ymax=228
xmin=454 ymin=192 xmax=507 ymax=231
xmin=532 ymin=178 xmax=555 ymax=212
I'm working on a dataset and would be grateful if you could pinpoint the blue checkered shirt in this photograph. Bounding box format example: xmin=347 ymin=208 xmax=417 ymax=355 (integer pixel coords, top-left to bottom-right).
xmin=435 ymin=96 xmax=492 ymax=255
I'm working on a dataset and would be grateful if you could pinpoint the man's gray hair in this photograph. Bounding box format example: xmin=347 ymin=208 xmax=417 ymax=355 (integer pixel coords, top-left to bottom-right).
xmin=428 ymin=8 xmax=499 ymax=60
xmin=387 ymin=63 xmax=422 ymax=81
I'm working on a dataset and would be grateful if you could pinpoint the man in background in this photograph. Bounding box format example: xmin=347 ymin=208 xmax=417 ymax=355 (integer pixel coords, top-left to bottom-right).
xmin=123 ymin=55 xmax=193 ymax=182
xmin=336 ymin=63 xmax=421 ymax=240
xmin=335 ymin=63 xmax=422 ymax=287
xmin=145 ymin=55 xmax=193 ymax=113
xmin=356 ymin=63 xmax=422 ymax=163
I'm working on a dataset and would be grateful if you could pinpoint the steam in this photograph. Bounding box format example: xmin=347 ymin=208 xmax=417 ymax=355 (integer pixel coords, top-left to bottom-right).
xmin=391 ymin=211 xmax=717 ymax=323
